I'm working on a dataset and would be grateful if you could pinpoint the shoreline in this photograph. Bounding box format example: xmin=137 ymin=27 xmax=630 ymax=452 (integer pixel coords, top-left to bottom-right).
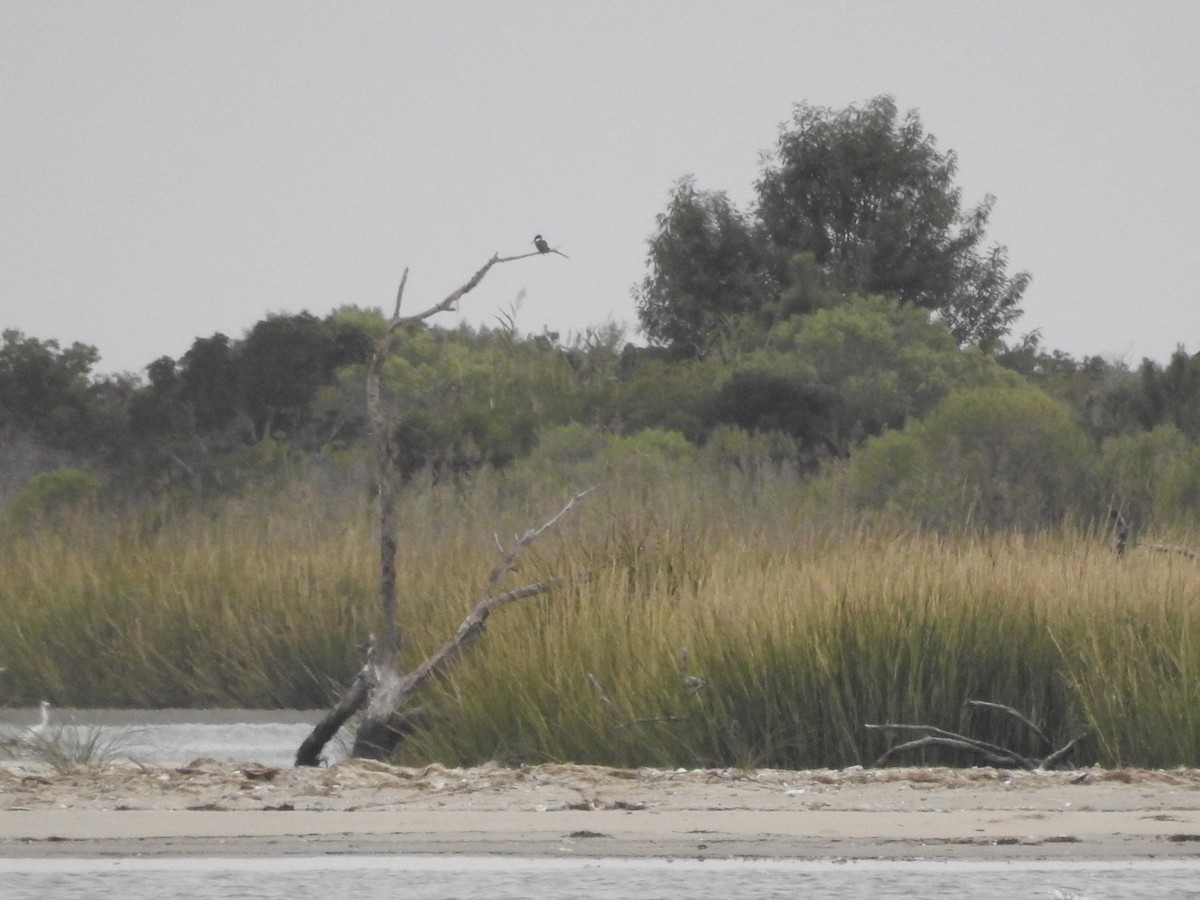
xmin=3 ymin=759 xmax=1200 ymax=861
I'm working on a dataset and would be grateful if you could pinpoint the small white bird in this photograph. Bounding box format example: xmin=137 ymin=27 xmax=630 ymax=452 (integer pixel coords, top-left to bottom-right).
xmin=29 ymin=701 xmax=51 ymax=739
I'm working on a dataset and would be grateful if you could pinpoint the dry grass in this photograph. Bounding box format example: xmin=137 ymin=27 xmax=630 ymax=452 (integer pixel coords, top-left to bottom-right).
xmin=3 ymin=461 xmax=1199 ymax=768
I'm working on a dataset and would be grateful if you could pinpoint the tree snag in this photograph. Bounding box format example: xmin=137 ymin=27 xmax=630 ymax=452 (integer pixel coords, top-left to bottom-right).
xmin=296 ymin=246 xmax=571 ymax=766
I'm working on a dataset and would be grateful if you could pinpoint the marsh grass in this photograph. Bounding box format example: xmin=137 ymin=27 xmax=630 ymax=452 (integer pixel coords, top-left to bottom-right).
xmin=3 ymin=459 xmax=1200 ymax=768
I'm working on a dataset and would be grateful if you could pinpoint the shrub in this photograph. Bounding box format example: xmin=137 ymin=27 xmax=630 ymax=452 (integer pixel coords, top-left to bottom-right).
xmin=8 ymin=467 xmax=100 ymax=525
xmin=840 ymin=384 xmax=1096 ymax=530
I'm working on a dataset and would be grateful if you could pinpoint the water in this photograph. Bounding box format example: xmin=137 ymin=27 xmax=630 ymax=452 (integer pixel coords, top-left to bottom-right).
xmin=2 ymin=856 xmax=1199 ymax=900
xmin=0 ymin=709 xmax=343 ymax=767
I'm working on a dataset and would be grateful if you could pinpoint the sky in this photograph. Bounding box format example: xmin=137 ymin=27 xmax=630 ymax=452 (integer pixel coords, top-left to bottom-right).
xmin=3 ymin=1 xmax=1198 ymax=376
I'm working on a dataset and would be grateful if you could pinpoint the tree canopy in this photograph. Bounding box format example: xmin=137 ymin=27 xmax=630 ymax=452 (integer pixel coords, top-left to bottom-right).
xmin=637 ymin=96 xmax=1030 ymax=355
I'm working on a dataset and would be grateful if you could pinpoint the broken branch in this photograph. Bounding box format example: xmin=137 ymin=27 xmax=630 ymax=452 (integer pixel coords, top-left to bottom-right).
xmin=964 ymin=699 xmax=1051 ymax=748
xmin=866 ymin=700 xmax=1082 ymax=770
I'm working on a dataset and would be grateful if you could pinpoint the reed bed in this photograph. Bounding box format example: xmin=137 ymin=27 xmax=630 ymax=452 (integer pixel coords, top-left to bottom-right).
xmin=3 ymin=461 xmax=1199 ymax=769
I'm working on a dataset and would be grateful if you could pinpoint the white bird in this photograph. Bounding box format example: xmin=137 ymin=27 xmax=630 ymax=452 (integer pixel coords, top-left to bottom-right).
xmin=28 ymin=701 xmax=51 ymax=739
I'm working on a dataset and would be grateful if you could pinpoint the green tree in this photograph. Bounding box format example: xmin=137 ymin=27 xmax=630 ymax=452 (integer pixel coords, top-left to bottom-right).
xmin=756 ymin=96 xmax=1028 ymax=347
xmin=179 ymin=334 xmax=241 ymax=436
xmin=236 ymin=312 xmax=373 ymax=443
xmin=1137 ymin=347 xmax=1200 ymax=438
xmin=0 ymin=329 xmax=102 ymax=452
xmin=635 ymin=177 xmax=774 ymax=357
xmin=1098 ymin=425 xmax=1192 ymax=526
xmin=638 ymin=96 xmax=1029 ymax=354
xmin=770 ymin=294 xmax=1013 ymax=450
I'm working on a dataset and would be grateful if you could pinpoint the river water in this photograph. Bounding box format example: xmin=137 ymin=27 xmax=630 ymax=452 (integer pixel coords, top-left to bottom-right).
xmin=3 ymin=856 xmax=1199 ymax=899
xmin=0 ymin=708 xmax=340 ymax=767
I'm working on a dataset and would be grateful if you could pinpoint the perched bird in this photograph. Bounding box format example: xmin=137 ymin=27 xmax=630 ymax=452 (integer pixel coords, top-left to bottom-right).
xmin=533 ymin=234 xmax=551 ymax=254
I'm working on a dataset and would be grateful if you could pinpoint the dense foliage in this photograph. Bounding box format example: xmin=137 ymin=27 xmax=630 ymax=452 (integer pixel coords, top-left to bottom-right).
xmin=637 ymin=96 xmax=1030 ymax=356
xmin=4 ymin=303 xmax=1199 ymax=533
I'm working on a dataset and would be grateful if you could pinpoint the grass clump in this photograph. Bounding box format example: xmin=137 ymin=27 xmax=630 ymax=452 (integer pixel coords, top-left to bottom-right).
xmin=2 ymin=707 xmax=148 ymax=773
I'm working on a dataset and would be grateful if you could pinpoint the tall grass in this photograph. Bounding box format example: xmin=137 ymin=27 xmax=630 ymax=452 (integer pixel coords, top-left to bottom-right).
xmin=3 ymin=457 xmax=1200 ymax=768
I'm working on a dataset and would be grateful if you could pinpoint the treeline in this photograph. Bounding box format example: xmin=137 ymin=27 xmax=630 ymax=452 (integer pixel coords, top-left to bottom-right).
xmin=3 ymin=301 xmax=1200 ymax=532
xmin=4 ymin=95 xmax=1199 ymax=533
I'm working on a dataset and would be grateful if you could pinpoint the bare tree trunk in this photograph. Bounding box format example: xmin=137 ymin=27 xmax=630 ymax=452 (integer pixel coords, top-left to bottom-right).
xmin=295 ymin=667 xmax=368 ymax=767
xmin=296 ymin=247 xmax=571 ymax=766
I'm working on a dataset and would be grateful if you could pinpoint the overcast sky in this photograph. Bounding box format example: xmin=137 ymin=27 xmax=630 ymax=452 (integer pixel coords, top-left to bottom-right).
xmin=3 ymin=1 xmax=1198 ymax=376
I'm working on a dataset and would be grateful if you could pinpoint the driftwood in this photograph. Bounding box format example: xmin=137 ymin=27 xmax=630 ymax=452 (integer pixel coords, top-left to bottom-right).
xmin=1109 ymin=508 xmax=1197 ymax=560
xmin=866 ymin=698 xmax=1081 ymax=770
xmin=1137 ymin=541 xmax=1198 ymax=559
xmin=295 ymin=246 xmax=571 ymax=766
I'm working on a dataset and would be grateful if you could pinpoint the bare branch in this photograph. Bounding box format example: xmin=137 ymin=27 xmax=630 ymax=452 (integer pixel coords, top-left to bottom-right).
xmin=964 ymin=699 xmax=1051 ymax=748
xmin=1040 ymin=737 xmax=1082 ymax=769
xmin=366 ymin=254 xmax=544 ymax=667
xmin=488 ymin=484 xmax=599 ymax=590
xmin=867 ymin=699 xmax=1083 ymax=770
xmin=872 ymin=735 xmax=1027 ymax=769
xmin=302 ymin=245 xmax=572 ymax=764
xmin=397 ymin=580 xmax=551 ymax=702
xmin=865 ymin=722 xmax=1034 ymax=769
xmin=386 ymin=251 xmax=545 ymax=330
xmin=391 ymin=268 xmax=409 ymax=320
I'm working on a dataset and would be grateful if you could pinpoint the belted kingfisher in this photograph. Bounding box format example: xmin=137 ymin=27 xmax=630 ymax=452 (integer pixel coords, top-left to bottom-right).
xmin=533 ymin=234 xmax=550 ymax=254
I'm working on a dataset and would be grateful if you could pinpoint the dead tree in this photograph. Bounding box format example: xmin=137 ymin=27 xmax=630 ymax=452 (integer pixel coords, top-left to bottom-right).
xmin=1110 ymin=509 xmax=1130 ymax=556
xmin=296 ymin=246 xmax=575 ymax=766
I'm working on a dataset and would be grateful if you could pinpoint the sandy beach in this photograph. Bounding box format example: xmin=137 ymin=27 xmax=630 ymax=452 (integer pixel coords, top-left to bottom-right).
xmin=3 ymin=759 xmax=1200 ymax=861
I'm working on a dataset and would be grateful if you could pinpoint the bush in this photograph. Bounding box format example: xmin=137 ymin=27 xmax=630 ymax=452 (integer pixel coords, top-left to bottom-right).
xmin=8 ymin=467 xmax=100 ymax=525
xmin=840 ymin=385 xmax=1096 ymax=531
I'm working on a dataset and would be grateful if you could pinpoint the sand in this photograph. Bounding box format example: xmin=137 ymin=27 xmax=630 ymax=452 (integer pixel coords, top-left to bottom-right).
xmin=3 ymin=759 xmax=1200 ymax=860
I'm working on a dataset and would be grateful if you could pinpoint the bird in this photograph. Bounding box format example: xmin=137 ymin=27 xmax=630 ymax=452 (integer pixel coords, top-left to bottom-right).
xmin=533 ymin=234 xmax=550 ymax=254
xmin=27 ymin=701 xmax=51 ymax=741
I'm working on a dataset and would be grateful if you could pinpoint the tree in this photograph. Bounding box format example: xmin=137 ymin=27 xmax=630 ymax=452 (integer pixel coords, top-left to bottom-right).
xmin=769 ymin=294 xmax=1012 ymax=450
xmin=1138 ymin=347 xmax=1200 ymax=439
xmin=237 ymin=312 xmax=371 ymax=443
xmin=637 ymin=96 xmax=1030 ymax=354
xmin=0 ymin=329 xmax=102 ymax=452
xmin=296 ymin=244 xmax=586 ymax=765
xmin=635 ymin=177 xmax=774 ymax=357
xmin=757 ymin=96 xmax=1028 ymax=346
xmin=179 ymin=334 xmax=240 ymax=436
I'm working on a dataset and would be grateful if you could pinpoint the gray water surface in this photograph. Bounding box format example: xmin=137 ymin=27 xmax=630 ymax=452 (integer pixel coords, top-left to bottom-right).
xmin=0 ymin=708 xmax=341 ymax=767
xmin=3 ymin=856 xmax=1199 ymax=900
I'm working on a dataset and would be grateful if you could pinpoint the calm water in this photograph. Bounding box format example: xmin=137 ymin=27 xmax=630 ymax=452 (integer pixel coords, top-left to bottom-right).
xmin=0 ymin=708 xmax=342 ymax=767
xmin=3 ymin=857 xmax=1200 ymax=900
